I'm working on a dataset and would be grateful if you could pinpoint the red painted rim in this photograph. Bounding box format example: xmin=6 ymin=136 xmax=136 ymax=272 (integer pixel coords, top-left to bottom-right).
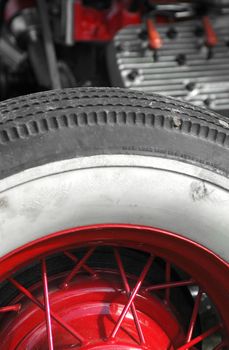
xmin=0 ymin=224 xmax=228 ymax=349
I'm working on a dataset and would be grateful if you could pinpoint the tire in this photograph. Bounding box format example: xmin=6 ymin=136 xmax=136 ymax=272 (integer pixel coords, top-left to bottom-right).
xmin=0 ymin=88 xmax=229 ymax=349
xmin=0 ymin=87 xmax=229 ymax=260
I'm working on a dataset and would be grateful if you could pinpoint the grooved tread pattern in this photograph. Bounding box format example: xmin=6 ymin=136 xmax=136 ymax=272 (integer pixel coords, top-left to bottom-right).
xmin=0 ymin=87 xmax=229 ymax=179
xmin=0 ymin=88 xmax=229 ymax=146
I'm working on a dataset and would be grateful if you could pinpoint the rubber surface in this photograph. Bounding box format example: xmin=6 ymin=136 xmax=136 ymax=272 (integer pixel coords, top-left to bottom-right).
xmin=0 ymin=87 xmax=229 ymax=180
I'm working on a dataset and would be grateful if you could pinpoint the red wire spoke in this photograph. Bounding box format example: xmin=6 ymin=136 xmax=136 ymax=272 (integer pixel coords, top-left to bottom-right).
xmin=8 ymin=277 xmax=85 ymax=344
xmin=145 ymin=279 xmax=195 ymax=292
xmin=62 ymin=247 xmax=96 ymax=288
xmin=178 ymin=324 xmax=222 ymax=350
xmin=165 ymin=262 xmax=171 ymax=304
xmin=0 ymin=304 xmax=21 ymax=313
xmin=64 ymin=251 xmax=96 ymax=276
xmin=114 ymin=248 xmax=145 ymax=345
xmin=186 ymin=288 xmax=203 ymax=342
xmin=42 ymin=259 xmax=54 ymax=350
xmin=213 ymin=342 xmax=227 ymax=350
xmin=109 ymin=255 xmax=154 ymax=340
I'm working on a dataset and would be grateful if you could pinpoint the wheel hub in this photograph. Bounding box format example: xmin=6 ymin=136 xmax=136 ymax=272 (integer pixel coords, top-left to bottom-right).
xmin=0 ymin=225 xmax=228 ymax=349
xmin=1 ymin=274 xmax=183 ymax=349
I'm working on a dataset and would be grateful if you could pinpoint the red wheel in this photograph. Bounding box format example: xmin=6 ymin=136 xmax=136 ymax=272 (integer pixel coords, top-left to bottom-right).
xmin=0 ymin=225 xmax=228 ymax=349
xmin=0 ymin=88 xmax=229 ymax=349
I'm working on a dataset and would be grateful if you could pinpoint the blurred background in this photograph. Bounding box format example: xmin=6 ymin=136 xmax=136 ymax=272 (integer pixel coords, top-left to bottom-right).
xmin=0 ymin=0 xmax=229 ymax=116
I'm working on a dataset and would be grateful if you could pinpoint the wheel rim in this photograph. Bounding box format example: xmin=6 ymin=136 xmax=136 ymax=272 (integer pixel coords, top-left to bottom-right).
xmin=0 ymin=224 xmax=228 ymax=349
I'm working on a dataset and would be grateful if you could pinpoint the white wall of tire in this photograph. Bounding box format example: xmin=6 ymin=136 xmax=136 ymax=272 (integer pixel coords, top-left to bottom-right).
xmin=0 ymin=155 xmax=228 ymax=262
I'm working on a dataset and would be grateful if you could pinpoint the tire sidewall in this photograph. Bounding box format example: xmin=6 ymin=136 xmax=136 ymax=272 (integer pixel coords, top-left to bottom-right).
xmin=0 ymin=155 xmax=228 ymax=262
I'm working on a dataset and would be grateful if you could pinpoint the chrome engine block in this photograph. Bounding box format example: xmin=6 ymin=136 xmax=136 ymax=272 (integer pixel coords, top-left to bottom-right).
xmin=108 ymin=16 xmax=229 ymax=115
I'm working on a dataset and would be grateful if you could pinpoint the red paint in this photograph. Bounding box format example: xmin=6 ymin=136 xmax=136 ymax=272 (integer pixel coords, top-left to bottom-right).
xmin=186 ymin=289 xmax=203 ymax=342
xmin=2 ymin=270 xmax=183 ymax=349
xmin=62 ymin=246 xmax=96 ymax=288
xmin=74 ymin=0 xmax=141 ymax=42
xmin=8 ymin=276 xmax=85 ymax=344
xmin=203 ymin=16 xmax=218 ymax=47
xmin=178 ymin=325 xmax=222 ymax=350
xmin=0 ymin=304 xmax=21 ymax=313
xmin=147 ymin=18 xmax=163 ymax=50
xmin=109 ymin=255 xmax=154 ymax=340
xmin=64 ymin=250 xmax=96 ymax=275
xmin=5 ymin=0 xmax=35 ymax=21
xmin=0 ymin=224 xmax=228 ymax=349
xmin=145 ymin=279 xmax=195 ymax=292
xmin=5 ymin=0 xmax=141 ymax=42
xmin=114 ymin=248 xmax=145 ymax=344
xmin=42 ymin=259 xmax=54 ymax=350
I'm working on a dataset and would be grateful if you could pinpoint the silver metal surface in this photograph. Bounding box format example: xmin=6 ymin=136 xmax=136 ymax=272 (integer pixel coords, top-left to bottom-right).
xmin=37 ymin=0 xmax=61 ymax=89
xmin=112 ymin=16 xmax=229 ymax=113
xmin=64 ymin=0 xmax=74 ymax=46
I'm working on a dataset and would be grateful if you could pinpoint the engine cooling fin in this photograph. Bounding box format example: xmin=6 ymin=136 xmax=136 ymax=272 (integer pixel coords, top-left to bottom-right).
xmin=107 ymin=16 xmax=229 ymax=116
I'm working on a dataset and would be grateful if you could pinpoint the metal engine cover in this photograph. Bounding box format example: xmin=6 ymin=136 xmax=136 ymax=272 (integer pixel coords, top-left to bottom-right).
xmin=107 ymin=16 xmax=229 ymax=116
